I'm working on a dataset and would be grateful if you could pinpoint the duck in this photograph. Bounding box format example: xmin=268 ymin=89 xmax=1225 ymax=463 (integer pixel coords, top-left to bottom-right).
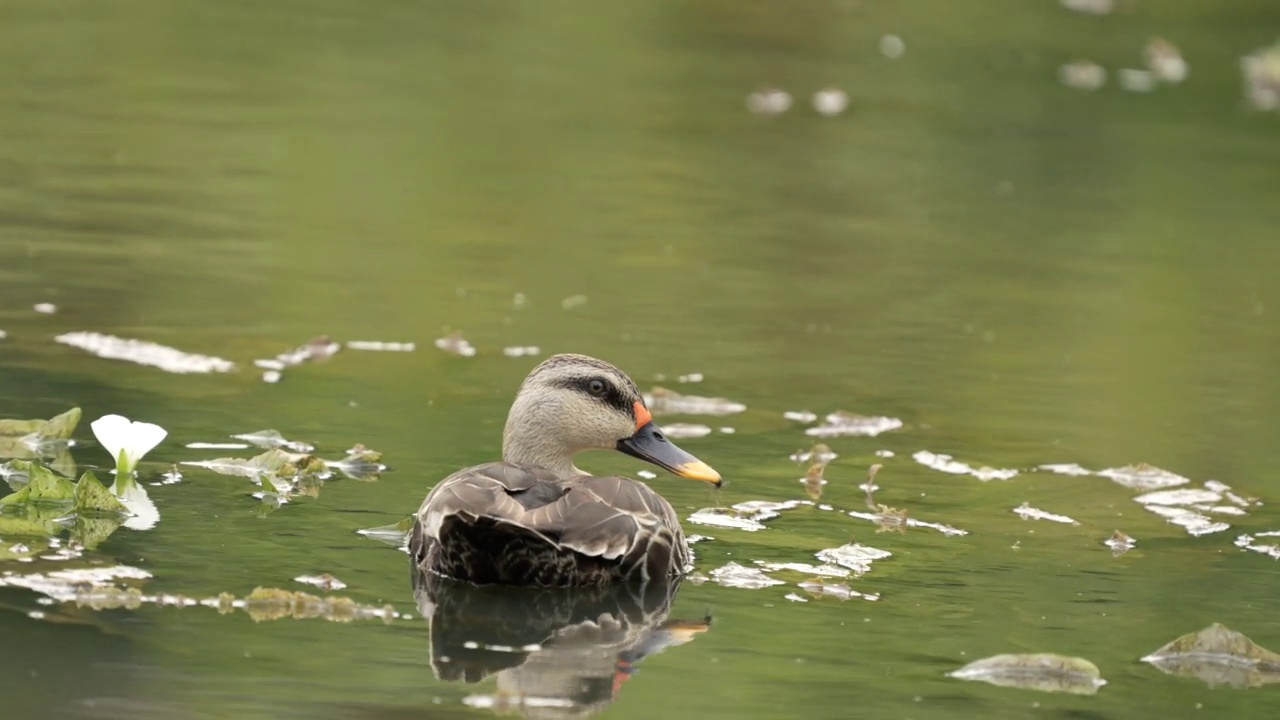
xmin=409 ymin=353 xmax=722 ymax=587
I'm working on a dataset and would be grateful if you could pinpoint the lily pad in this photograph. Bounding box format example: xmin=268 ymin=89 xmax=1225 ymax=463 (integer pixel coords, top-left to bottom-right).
xmin=73 ymin=471 xmax=128 ymax=515
xmin=0 ymin=407 xmax=81 ymax=443
xmin=1141 ymin=623 xmax=1280 ymax=688
xmin=948 ymin=653 xmax=1107 ymax=694
xmin=0 ymin=512 xmax=65 ymax=537
xmin=0 ymin=463 xmax=76 ymax=506
xmin=71 ymin=515 xmax=125 ymax=550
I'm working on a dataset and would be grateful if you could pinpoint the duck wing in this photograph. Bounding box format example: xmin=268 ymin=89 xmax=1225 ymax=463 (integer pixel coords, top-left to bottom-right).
xmin=412 ymin=462 xmax=688 ymax=585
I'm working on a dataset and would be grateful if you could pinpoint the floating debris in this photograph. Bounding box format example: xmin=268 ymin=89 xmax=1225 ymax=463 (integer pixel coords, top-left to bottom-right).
xmin=709 ymin=562 xmax=784 ymax=589
xmin=784 ymin=592 xmax=808 ymax=603
xmin=718 ymin=427 xmax=735 ymax=434
xmin=294 ymin=573 xmax=347 ymax=591
xmin=755 ymin=561 xmax=850 ymax=578
xmin=1133 ymin=488 xmax=1221 ymax=506
xmin=879 ymin=34 xmax=906 ymax=59
xmin=784 ymin=410 xmax=817 ymax=423
xmin=56 ymin=332 xmax=235 ymax=374
xmin=732 ymin=499 xmax=809 ymax=521
xmin=687 ymin=508 xmax=766 ymax=532
xmin=678 ymin=372 xmax=704 ymax=383
xmin=949 ymin=653 xmax=1107 ymax=695
xmin=797 ymin=579 xmax=877 ymax=602
xmin=805 ymin=412 xmax=902 ymax=438
xmin=790 ymin=444 xmax=836 ymax=464
xmin=155 ymin=466 xmax=183 ymax=485
xmin=33 ymin=303 xmax=57 ymax=314
xmin=1013 ymin=502 xmax=1079 ymax=525
xmin=326 ymin=444 xmax=386 ymax=481
xmin=913 ymin=451 xmax=1017 ymax=481
xmin=346 ymin=340 xmax=416 ymax=352
xmin=746 ymin=87 xmax=792 ymax=116
xmin=1132 ymin=481 xmax=1243 ymax=536
xmin=644 ymin=387 xmax=746 ymax=416
xmin=814 ymin=543 xmax=891 ymax=575
xmin=434 ymin=331 xmax=475 ymax=357
xmin=230 ymin=429 xmax=315 ymax=453
xmin=0 ymin=565 xmax=152 ymax=603
xmin=0 ymin=330 xmax=6 ymax=339
xmin=1118 ymin=68 xmax=1157 ymax=93
xmin=254 ymin=336 xmax=340 ymax=382
xmin=1059 ymin=60 xmax=1106 ymax=91
xmin=356 ymin=516 xmax=415 ymax=549
xmin=1143 ymin=505 xmax=1230 ymax=536
xmin=1146 ymin=37 xmax=1188 ymax=83
xmin=560 ymin=294 xmax=588 ymax=310
xmin=1038 ymin=463 xmax=1093 ymax=476
xmin=1059 ymin=0 xmax=1113 ymax=15
xmin=799 ymin=444 xmax=834 ymax=500
xmin=502 ymin=345 xmax=540 ymax=358
xmin=1241 ymin=41 xmax=1280 ymax=111
xmin=812 ymin=88 xmax=849 ymax=116
xmin=185 ymin=442 xmax=250 ymax=450
xmin=659 ymin=423 xmax=712 ymax=439
xmin=512 ymin=293 xmax=530 ymax=310
xmin=846 ymin=510 xmax=967 ymax=536
xmin=636 ymin=469 xmax=657 ymax=479
xmin=1096 ymin=463 xmax=1189 ymax=490
xmin=1204 ymin=480 xmax=1256 ymax=508
xmin=1105 ymin=530 xmax=1136 ymax=555
xmin=1234 ymin=532 xmax=1280 ymax=560
xmin=1142 ymin=623 xmax=1280 ymax=688
xmin=874 ymin=450 xmax=894 ymax=458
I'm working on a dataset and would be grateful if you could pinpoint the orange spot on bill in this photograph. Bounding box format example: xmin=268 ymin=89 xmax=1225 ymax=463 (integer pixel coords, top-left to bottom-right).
xmin=633 ymin=401 xmax=653 ymax=431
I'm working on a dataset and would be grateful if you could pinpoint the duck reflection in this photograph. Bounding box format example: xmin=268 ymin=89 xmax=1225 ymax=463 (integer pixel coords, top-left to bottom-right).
xmin=413 ymin=570 xmax=710 ymax=717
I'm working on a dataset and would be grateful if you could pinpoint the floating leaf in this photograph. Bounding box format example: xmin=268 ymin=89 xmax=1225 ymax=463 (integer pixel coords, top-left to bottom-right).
xmin=356 ymin=516 xmax=416 ymax=547
xmin=230 ymin=429 xmax=315 ymax=453
xmin=0 ymin=463 xmax=76 ymax=506
xmin=328 ymin=445 xmax=384 ymax=481
xmin=39 ymin=408 xmax=83 ymax=441
xmin=949 ymin=653 xmax=1107 ymax=694
xmin=1142 ymin=623 xmax=1280 ymax=688
xmin=73 ymin=471 xmax=128 ymax=515
xmin=182 ymin=449 xmax=300 ymax=478
xmin=0 ymin=513 xmax=64 ymax=537
xmin=71 ymin=515 xmax=124 ymax=550
xmin=0 ymin=418 xmax=44 ymax=436
xmin=0 ymin=407 xmax=81 ymax=448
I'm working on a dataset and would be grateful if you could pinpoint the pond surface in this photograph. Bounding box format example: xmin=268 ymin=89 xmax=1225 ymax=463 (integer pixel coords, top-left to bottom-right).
xmin=2 ymin=1 xmax=1280 ymax=719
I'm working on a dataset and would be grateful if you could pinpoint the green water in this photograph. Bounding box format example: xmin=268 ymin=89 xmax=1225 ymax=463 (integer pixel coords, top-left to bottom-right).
xmin=2 ymin=0 xmax=1279 ymax=718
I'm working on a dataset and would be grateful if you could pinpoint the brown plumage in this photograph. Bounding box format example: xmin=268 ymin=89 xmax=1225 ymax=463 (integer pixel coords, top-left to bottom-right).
xmin=410 ymin=353 xmax=721 ymax=587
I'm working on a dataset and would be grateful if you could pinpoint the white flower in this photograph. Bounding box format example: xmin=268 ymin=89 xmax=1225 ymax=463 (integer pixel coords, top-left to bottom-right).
xmin=90 ymin=414 xmax=167 ymax=476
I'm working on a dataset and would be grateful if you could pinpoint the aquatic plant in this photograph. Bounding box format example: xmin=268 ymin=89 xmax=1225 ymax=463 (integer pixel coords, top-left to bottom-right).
xmin=90 ymin=414 xmax=167 ymax=478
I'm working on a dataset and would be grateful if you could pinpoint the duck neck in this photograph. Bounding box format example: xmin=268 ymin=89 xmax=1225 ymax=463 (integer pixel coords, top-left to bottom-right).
xmin=502 ymin=411 xmax=582 ymax=477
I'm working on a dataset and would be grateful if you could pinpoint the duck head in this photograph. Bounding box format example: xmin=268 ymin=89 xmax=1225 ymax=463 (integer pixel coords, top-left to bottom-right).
xmin=502 ymin=353 xmax=722 ymax=486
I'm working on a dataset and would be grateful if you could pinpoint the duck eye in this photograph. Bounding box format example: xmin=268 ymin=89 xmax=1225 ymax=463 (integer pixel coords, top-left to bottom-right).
xmin=586 ymin=379 xmax=608 ymax=396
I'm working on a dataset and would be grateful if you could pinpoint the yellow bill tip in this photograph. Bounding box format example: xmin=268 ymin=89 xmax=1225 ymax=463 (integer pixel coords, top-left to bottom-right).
xmin=673 ymin=460 xmax=722 ymax=486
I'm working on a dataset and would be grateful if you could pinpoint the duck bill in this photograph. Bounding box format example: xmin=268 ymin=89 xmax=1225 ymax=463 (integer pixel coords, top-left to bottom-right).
xmin=617 ymin=421 xmax=722 ymax=487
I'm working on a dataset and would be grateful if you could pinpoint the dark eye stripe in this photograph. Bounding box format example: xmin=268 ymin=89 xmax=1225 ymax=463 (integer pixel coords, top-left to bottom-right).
xmin=555 ymin=376 xmax=633 ymax=416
